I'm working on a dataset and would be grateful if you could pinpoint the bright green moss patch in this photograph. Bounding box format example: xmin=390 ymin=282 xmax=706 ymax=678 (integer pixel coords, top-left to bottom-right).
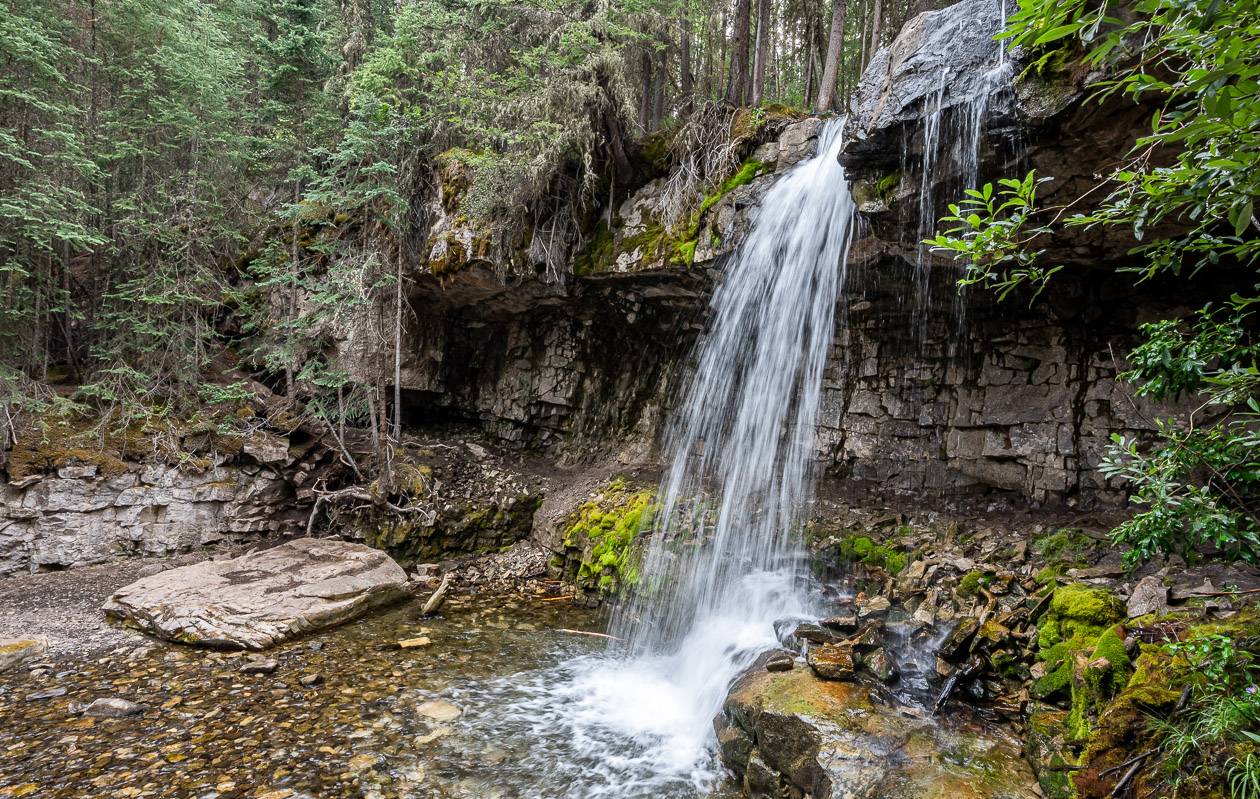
xmin=1031 ymin=584 xmax=1131 ymax=741
xmin=874 ymin=169 xmax=902 ymax=199
xmin=958 ymin=570 xmax=991 ymax=598
xmin=560 ymin=477 xmax=655 ymax=594
xmin=1038 ymin=584 xmax=1126 ymax=650
xmin=696 ymin=159 xmax=765 ymax=221
xmin=835 ymin=534 xmax=909 ymax=575
xmin=672 ymin=238 xmax=697 ymax=266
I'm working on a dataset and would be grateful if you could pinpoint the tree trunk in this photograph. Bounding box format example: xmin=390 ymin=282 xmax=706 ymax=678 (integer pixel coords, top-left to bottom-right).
xmin=750 ymin=0 xmax=771 ymax=106
xmin=285 ymin=180 xmax=300 ymax=399
xmin=392 ymin=248 xmax=403 ymax=440
xmin=716 ymin=1 xmax=728 ymax=99
xmin=868 ymin=0 xmax=883 ymax=61
xmin=860 ymin=0 xmax=870 ymax=70
xmin=651 ymin=48 xmax=667 ymax=127
xmin=815 ymin=0 xmax=846 ymax=111
xmin=802 ymin=14 xmax=816 ymax=108
xmin=725 ymin=0 xmax=752 ymax=105
xmin=639 ymin=49 xmax=654 ymax=129
xmin=679 ymin=1 xmax=693 ymax=106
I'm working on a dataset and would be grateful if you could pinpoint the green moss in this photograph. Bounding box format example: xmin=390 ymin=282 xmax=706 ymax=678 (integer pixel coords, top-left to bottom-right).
xmin=1031 ymin=585 xmax=1131 ymax=745
xmin=958 ymin=570 xmax=990 ymax=598
xmin=573 ymin=219 xmax=616 ymax=275
xmin=1091 ymin=628 xmax=1131 ymax=688
xmin=561 ymin=478 xmax=655 ymax=594
xmin=1038 ymin=585 xmax=1125 ymax=650
xmin=1034 ymin=528 xmax=1094 ymax=566
xmin=834 ymin=534 xmax=909 ymax=575
xmin=696 ymin=159 xmax=765 ymax=221
xmin=874 ymin=169 xmax=901 ymax=201
xmin=672 ymin=238 xmax=697 ymax=266
xmin=1035 ymin=564 xmax=1065 ymax=586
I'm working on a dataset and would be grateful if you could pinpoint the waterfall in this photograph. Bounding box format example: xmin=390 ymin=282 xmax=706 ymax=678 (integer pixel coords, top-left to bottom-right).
xmin=613 ymin=118 xmax=855 ymax=654
xmin=449 ymin=119 xmax=858 ymax=798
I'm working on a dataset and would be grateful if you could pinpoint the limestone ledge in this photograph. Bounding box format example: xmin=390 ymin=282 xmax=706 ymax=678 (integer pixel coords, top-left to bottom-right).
xmin=0 ymin=462 xmax=300 ymax=576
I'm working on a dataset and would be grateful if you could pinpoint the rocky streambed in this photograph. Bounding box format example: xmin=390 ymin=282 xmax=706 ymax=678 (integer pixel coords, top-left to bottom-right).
xmin=0 ymin=590 xmax=614 ymax=799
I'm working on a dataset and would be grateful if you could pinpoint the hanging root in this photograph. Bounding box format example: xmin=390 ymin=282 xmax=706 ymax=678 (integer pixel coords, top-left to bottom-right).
xmin=655 ymin=102 xmax=748 ymax=230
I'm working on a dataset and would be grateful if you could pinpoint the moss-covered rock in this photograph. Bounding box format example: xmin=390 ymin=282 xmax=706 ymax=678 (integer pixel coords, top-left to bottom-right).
xmin=553 ymin=477 xmax=655 ymax=594
xmin=365 ymin=494 xmax=541 ymax=566
xmin=716 ymin=666 xmax=1040 ymax=798
xmin=831 ymin=534 xmax=909 ymax=576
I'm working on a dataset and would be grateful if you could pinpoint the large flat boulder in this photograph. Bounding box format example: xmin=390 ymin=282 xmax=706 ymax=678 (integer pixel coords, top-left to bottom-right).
xmin=102 ymin=538 xmax=408 ymax=649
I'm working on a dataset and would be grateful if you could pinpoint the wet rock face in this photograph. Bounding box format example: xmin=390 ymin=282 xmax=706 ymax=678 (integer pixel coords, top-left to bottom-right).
xmin=715 ymin=667 xmax=1040 ymax=799
xmin=814 ymin=269 xmax=1202 ymax=503
xmin=0 ymin=462 xmax=303 ymax=577
xmin=330 ymin=116 xmax=827 ymax=461
xmin=102 ymin=538 xmax=409 ymax=650
xmin=845 ymin=0 xmax=1011 ymax=162
xmin=351 ymin=443 xmax=546 ymax=566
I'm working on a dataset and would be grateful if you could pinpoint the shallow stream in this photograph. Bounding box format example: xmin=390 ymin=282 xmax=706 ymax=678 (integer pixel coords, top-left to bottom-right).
xmin=0 ymin=594 xmax=747 ymax=799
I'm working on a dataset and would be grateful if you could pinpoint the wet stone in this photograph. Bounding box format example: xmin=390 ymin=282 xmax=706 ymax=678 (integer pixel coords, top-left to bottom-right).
xmin=74 ymin=697 xmax=146 ymax=717
xmin=25 ymin=687 xmax=67 ymax=701
xmin=764 ymin=651 xmax=795 ymax=672
xmin=858 ymin=595 xmax=892 ymax=617
xmin=863 ymin=647 xmax=899 ymax=683
xmin=850 ymin=622 xmax=884 ymax=652
xmin=807 ymin=642 xmax=856 ymax=681
xmin=416 ymin=699 xmax=463 ymax=722
xmin=820 ymin=613 xmax=858 ymax=632
xmin=939 ymin=617 xmax=980 ymax=662
xmin=790 ymin=622 xmax=837 ymax=645
xmin=239 ymin=657 xmax=279 ymax=675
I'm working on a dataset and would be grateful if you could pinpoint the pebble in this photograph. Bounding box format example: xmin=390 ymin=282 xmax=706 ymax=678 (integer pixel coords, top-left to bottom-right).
xmin=75 ymin=697 xmax=146 ymax=718
xmin=416 ymin=699 xmax=463 ymax=722
xmin=239 ymin=658 xmax=279 ymax=675
xmin=299 ymin=674 xmax=323 ymax=687
xmin=26 ymin=687 xmax=67 ymax=701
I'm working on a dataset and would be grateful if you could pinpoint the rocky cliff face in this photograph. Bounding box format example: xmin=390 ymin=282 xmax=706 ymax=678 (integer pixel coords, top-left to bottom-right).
xmin=0 ymin=460 xmax=302 ymax=576
xmin=817 ymin=0 xmax=1197 ymax=504
xmin=332 ymin=1 xmax=1188 ymax=510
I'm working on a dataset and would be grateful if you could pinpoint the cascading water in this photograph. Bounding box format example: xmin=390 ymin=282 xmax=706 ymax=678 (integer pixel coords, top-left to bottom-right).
xmin=614 ymin=117 xmax=855 ymax=653
xmin=434 ymin=119 xmax=856 ymax=798
xmin=908 ymin=0 xmax=1014 ymax=345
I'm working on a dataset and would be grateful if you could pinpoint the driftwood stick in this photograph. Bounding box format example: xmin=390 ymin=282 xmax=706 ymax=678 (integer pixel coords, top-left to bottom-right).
xmin=1108 ymin=756 xmax=1147 ymax=798
xmin=420 ymin=574 xmax=452 ymax=616
xmin=557 ymin=628 xmax=621 ymax=641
